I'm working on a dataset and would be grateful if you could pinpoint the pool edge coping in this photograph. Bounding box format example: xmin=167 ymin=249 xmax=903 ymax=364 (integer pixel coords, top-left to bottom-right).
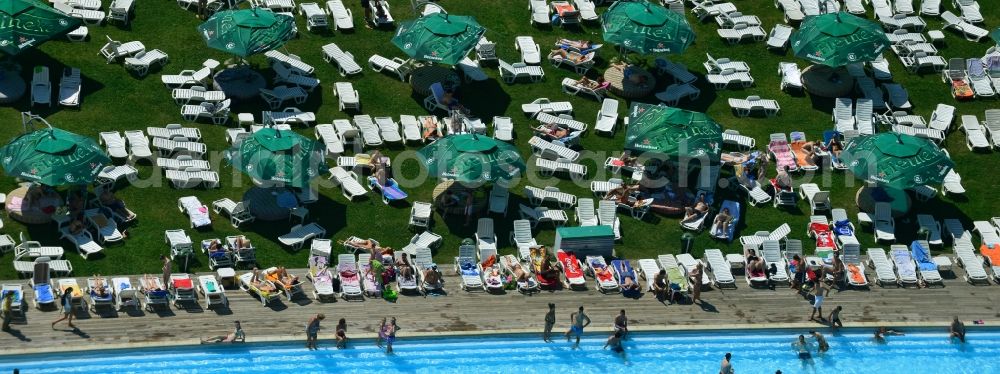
xmin=2 ymin=320 xmax=993 ymax=356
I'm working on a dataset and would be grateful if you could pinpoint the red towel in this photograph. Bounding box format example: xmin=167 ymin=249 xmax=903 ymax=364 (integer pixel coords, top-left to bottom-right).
xmin=558 ymin=251 xmax=582 ymax=278
xmin=173 ymin=278 xmax=193 ymax=289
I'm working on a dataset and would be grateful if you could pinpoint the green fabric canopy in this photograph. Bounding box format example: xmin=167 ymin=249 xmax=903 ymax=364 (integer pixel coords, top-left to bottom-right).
xmin=0 ymin=127 xmax=109 ymax=186
xmin=840 ymin=133 xmax=954 ymax=190
xmin=601 ymin=0 xmax=694 ymax=55
xmin=391 ymin=13 xmax=486 ymax=65
xmin=417 ymin=134 xmax=524 ymax=183
xmin=991 ymin=28 xmax=1000 ymax=45
xmin=226 ymin=128 xmax=324 ymax=188
xmin=624 ymin=103 xmax=723 ymax=163
xmin=791 ymin=12 xmax=890 ymax=66
xmin=197 ymin=9 xmax=295 ymax=58
xmin=0 ymin=0 xmax=82 ymax=55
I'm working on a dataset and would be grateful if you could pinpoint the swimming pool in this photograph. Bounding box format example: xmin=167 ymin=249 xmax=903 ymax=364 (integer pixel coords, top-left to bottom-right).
xmin=1 ymin=329 xmax=996 ymax=373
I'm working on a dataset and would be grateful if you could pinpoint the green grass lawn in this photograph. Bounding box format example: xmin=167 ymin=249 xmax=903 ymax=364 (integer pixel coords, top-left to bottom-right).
xmin=0 ymin=0 xmax=997 ymax=278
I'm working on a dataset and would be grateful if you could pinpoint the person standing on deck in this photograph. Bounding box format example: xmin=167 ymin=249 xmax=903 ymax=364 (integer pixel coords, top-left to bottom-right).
xmin=306 ymin=314 xmax=324 ymax=350
xmin=161 ymin=255 xmax=171 ymax=290
xmin=1 ymin=291 xmax=14 ymax=331
xmin=809 ymin=280 xmax=828 ymax=322
xmin=543 ymin=303 xmax=556 ymax=342
xmin=690 ymin=263 xmax=704 ymax=304
xmin=385 ymin=317 xmax=400 ymax=354
xmin=565 ymin=306 xmax=591 ymax=348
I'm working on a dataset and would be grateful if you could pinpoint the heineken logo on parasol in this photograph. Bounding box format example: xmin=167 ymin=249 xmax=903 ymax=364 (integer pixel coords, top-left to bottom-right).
xmin=423 ymin=50 xmax=442 ymax=61
xmin=0 ymin=17 xmax=52 ymax=33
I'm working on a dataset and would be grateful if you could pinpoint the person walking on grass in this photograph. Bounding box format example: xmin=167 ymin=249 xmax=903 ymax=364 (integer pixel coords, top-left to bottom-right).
xmin=809 ymin=281 xmax=828 ymax=322
xmin=306 ymin=314 xmax=324 ymax=350
xmin=565 ymin=306 xmax=591 ymax=349
xmin=543 ymin=303 xmax=556 ymax=342
xmin=51 ymin=287 xmax=75 ymax=330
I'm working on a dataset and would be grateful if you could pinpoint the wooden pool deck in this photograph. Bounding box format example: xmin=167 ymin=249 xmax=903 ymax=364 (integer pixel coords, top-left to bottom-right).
xmin=2 ymin=265 xmax=998 ymax=355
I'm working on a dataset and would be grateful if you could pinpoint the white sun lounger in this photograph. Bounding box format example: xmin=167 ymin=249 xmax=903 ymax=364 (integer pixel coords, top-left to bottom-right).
xmin=124 ymin=49 xmax=168 ymax=77
xmin=529 ymin=0 xmax=550 ymax=25
xmin=368 ymin=54 xmax=412 ymax=81
xmin=595 ymin=98 xmax=619 ymax=135
xmin=172 ymin=86 xmax=226 ymax=105
xmin=890 ymin=245 xmax=920 ymax=287
xmin=197 ymin=275 xmax=226 ymax=309
xmin=374 ymin=116 xmax=402 ymax=143
xmin=866 ymin=247 xmax=898 ymax=287
xmin=953 ymin=0 xmax=983 ymax=23
xmin=60 ymin=226 xmax=103 ymax=259
xmin=953 ymin=239 xmax=990 ymax=285
xmin=328 ymin=167 xmax=367 ymax=200
xmin=272 ymin=63 xmax=320 ymax=92
xmin=941 ymin=11 xmax=987 ymax=41
xmin=597 ymin=200 xmax=621 ymax=240
xmin=528 ymin=136 xmax=579 ymax=161
xmin=515 ymin=36 xmax=541 ymax=64
xmin=399 ymin=115 xmax=423 ymax=144
xmin=510 ymin=220 xmax=537 ymax=261
xmin=521 ymin=98 xmax=572 ymax=117
xmin=259 ymin=85 xmax=307 ymax=110
xmin=325 ymin=0 xmax=354 ymax=30
xmin=767 ymin=24 xmax=794 ymax=50
xmin=57 ymin=67 xmax=81 ymax=107
xmin=299 ymin=2 xmax=328 ymax=31
xmin=499 ymin=59 xmax=545 ymax=84
xmin=636 ymin=258 xmax=661 ymax=292
xmin=84 ymin=208 xmax=124 ymax=244
xmin=161 ymin=67 xmax=210 ymax=89
xmin=575 ymin=198 xmax=598 ymax=226
xmin=655 ymin=58 xmax=697 ymax=84
xmin=30 ymin=66 xmax=50 ymax=107
xmin=524 ymin=185 xmax=577 ymax=208
xmin=181 ymin=99 xmax=230 ymax=124
xmin=493 ymin=116 xmax=514 ymax=142
xmin=279 ymin=223 xmax=326 ymax=250
xmin=518 ymin=204 xmax=568 ymax=228
xmin=454 ymin=244 xmax=485 ymax=292
xmin=352 ymin=115 xmax=383 ymax=147
xmin=703 ymin=249 xmax=736 ymax=288
xmin=321 ymin=43 xmax=362 ymax=76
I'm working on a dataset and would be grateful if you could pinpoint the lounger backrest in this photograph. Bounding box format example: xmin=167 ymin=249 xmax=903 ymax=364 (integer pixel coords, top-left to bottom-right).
xmin=458 ymin=244 xmax=476 ymax=260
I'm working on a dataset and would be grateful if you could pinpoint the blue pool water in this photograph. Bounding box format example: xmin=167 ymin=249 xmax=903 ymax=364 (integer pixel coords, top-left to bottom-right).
xmin=0 ymin=329 xmax=995 ymax=373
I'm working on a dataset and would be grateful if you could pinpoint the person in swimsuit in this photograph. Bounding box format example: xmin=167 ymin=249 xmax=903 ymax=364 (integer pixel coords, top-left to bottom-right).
xmin=809 ymin=330 xmax=829 ymax=353
xmin=384 ymin=317 xmax=399 ymax=354
xmin=421 ymin=117 xmax=440 ymax=140
xmin=603 ymin=330 xmax=625 ymax=354
xmin=202 ymin=321 xmax=245 ymax=343
xmin=614 ymin=309 xmax=628 ymax=339
xmin=376 ymin=317 xmax=387 ymax=348
xmin=792 ymin=335 xmax=812 ymax=360
xmin=306 ymin=314 xmax=324 ymax=350
xmin=565 ymin=306 xmax=591 ymax=348
xmin=950 ymin=317 xmax=966 ymax=343
xmin=720 ymin=352 xmax=734 ymax=374
xmin=335 ymin=318 xmax=348 ymax=349
xmin=690 ymin=263 xmax=704 ymax=304
xmin=652 ymin=269 xmax=669 ymax=303
xmin=809 ymin=281 xmax=828 ymax=322
xmin=51 ymin=287 xmax=76 ymax=330
xmin=543 ymin=303 xmax=556 ymax=342
xmin=712 ymin=208 xmax=732 ymax=238
xmin=828 ymin=306 xmax=843 ymax=330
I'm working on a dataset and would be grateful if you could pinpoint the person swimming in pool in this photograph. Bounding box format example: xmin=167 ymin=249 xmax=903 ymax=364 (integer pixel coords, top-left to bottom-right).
xmin=792 ymin=335 xmax=812 ymax=360
xmin=603 ymin=330 xmax=625 ymax=354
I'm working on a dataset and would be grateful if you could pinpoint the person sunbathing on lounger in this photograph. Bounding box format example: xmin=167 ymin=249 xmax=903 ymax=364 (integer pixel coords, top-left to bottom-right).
xmin=575 ymin=76 xmax=608 ymax=90
xmin=773 ymin=166 xmax=793 ymax=193
xmin=99 ymin=190 xmax=131 ymax=219
xmin=746 ymin=252 xmax=766 ymax=279
xmin=421 ymin=117 xmax=440 ymax=141
xmin=556 ymin=39 xmax=594 ymax=50
xmin=681 ymin=195 xmax=709 ymax=224
xmin=92 ymin=275 xmax=108 ymax=298
xmin=440 ymin=89 xmax=467 ymax=113
xmin=141 ymin=274 xmax=163 ymax=291
xmin=422 ymin=265 xmax=443 ymax=288
xmin=537 ymin=123 xmax=571 ymax=139
xmin=549 ymin=49 xmax=587 ymax=63
xmin=712 ymin=208 xmax=732 ymax=237
xmin=234 ymin=235 xmax=251 ymax=249
xmin=250 ymin=268 xmax=277 ymax=293
xmin=272 ymin=267 xmax=300 ymax=288
xmin=342 ymin=238 xmax=378 ymax=251
xmin=68 ymin=219 xmax=87 ymax=235
xmin=504 ymin=257 xmax=531 ymax=282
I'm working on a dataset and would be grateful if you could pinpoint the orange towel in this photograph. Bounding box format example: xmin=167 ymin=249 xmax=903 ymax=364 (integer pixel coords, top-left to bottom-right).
xmin=981 ymin=244 xmax=1000 ymax=266
xmin=847 ymin=264 xmax=865 ymax=284
xmin=481 ymin=254 xmax=496 ymax=268
xmin=790 ymin=141 xmax=812 ymax=167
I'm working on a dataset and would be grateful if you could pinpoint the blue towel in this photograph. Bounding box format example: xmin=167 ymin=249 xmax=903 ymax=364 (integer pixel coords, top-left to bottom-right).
xmin=833 ymin=220 xmax=853 ymax=236
xmin=911 ymin=241 xmax=937 ymax=271
xmin=34 ymin=284 xmax=53 ymax=303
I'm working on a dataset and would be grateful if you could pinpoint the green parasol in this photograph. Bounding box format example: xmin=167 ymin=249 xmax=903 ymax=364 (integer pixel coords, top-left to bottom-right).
xmin=417 ymin=134 xmax=525 ymax=183
xmin=601 ymin=0 xmax=695 ymax=55
xmin=624 ymin=103 xmax=723 ymax=163
xmin=991 ymin=28 xmax=1000 ymax=45
xmin=840 ymin=133 xmax=954 ymax=190
xmin=0 ymin=118 xmax=109 ymax=186
xmin=226 ymin=128 xmax=324 ymax=188
xmin=791 ymin=12 xmax=891 ymax=67
xmin=391 ymin=13 xmax=486 ymax=65
xmin=0 ymin=0 xmax=83 ymax=55
xmin=197 ymin=8 xmax=295 ymax=58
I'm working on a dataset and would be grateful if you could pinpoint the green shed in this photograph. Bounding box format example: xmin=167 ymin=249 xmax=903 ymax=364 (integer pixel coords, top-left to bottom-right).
xmin=553 ymin=226 xmax=615 ymax=258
